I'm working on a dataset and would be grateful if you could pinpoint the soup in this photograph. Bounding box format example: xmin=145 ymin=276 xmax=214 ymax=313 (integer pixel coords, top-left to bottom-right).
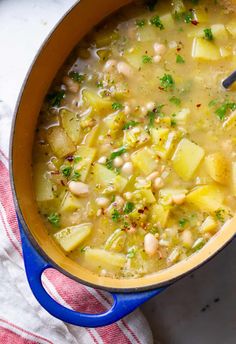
xmin=33 ymin=0 xmax=236 ymax=279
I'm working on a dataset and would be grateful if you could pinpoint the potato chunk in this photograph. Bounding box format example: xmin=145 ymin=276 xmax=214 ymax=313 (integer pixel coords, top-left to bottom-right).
xmin=186 ymin=185 xmax=224 ymax=212
xmin=34 ymin=163 xmax=54 ymax=202
xmin=131 ymin=147 xmax=157 ymax=175
xmin=83 ymin=89 xmax=113 ymax=115
xmin=150 ymin=203 xmax=170 ymax=228
xmin=54 ymin=223 xmax=92 ymax=252
xmin=205 ymin=152 xmax=229 ymax=185
xmin=200 ymin=216 xmax=217 ymax=233
xmin=84 ymin=248 xmax=126 ymax=270
xmin=172 ymin=138 xmax=205 ymax=181
xmin=60 ymin=109 xmax=81 ymax=144
xmin=92 ymin=163 xmax=127 ymax=192
xmin=192 ymin=38 xmax=220 ymax=60
xmin=47 ymin=126 xmax=75 ymax=158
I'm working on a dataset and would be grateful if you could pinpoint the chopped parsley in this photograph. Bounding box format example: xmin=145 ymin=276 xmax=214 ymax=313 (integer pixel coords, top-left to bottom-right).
xmin=171 ymin=118 xmax=177 ymax=127
xmin=60 ymin=166 xmax=72 ymax=177
xmin=122 ymin=121 xmax=139 ymax=130
xmin=123 ymin=202 xmax=135 ymax=214
xmin=148 ymin=105 xmax=164 ymax=127
xmin=150 ymin=15 xmax=164 ymax=30
xmin=48 ymin=213 xmax=60 ymax=227
xmin=203 ymin=28 xmax=213 ymax=41
xmin=184 ymin=11 xmax=194 ymax=23
xmin=68 ymin=71 xmax=85 ymax=83
xmin=160 ymin=74 xmax=175 ymax=91
xmin=74 ymin=156 xmax=82 ymax=163
xmin=176 ymin=54 xmax=185 ymax=63
xmin=127 ymin=247 xmax=136 ymax=258
xmin=169 ymin=96 xmax=181 ymax=106
xmin=179 ymin=218 xmax=188 ymax=227
xmin=142 ymin=55 xmax=153 ymax=63
xmin=112 ymin=209 xmax=121 ymax=222
xmin=147 ymin=111 xmax=156 ymax=127
xmin=136 ymin=19 xmax=146 ymax=27
xmin=47 ymin=90 xmax=65 ymax=107
xmin=112 ymin=102 xmax=123 ymax=110
xmin=96 ymin=81 xmax=104 ymax=88
xmin=208 ymin=99 xmax=218 ymax=107
xmin=71 ymin=171 xmax=81 ymax=181
xmin=215 ymin=101 xmax=236 ymax=120
xmin=215 ymin=209 xmax=225 ymax=222
xmin=106 ymin=147 xmax=127 ymax=169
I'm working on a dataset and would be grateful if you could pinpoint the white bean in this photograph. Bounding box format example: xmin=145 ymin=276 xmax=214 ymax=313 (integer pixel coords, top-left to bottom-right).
xmin=153 ymin=43 xmax=166 ymax=55
xmin=146 ymin=101 xmax=155 ymax=111
xmin=122 ymin=162 xmax=133 ymax=176
xmin=69 ymin=181 xmax=89 ymax=197
xmin=124 ymin=192 xmax=132 ymax=200
xmin=144 ymin=233 xmax=159 ymax=256
xmin=124 ymin=105 xmax=131 ymax=115
xmin=172 ymin=193 xmax=186 ymax=205
xmin=113 ymin=156 xmax=124 ymax=168
xmin=103 ymin=59 xmax=117 ymax=72
xmin=97 ymin=156 xmax=107 ymax=164
xmin=117 ymin=61 xmax=133 ymax=77
xmin=96 ymin=197 xmax=109 ymax=207
xmin=153 ymin=177 xmax=164 ymax=190
xmin=146 ymin=171 xmax=159 ymax=181
xmin=115 ymin=195 xmax=125 ymax=207
xmin=122 ymin=152 xmax=130 ymax=162
xmin=153 ymin=55 xmax=162 ymax=63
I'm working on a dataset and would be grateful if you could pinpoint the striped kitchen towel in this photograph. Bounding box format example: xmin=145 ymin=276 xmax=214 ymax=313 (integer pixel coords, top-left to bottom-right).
xmin=0 ymin=101 xmax=153 ymax=344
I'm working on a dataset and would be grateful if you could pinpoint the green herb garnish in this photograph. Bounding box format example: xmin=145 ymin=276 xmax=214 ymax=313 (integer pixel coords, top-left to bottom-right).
xmin=68 ymin=71 xmax=85 ymax=83
xmin=176 ymin=54 xmax=185 ymax=63
xmin=171 ymin=118 xmax=177 ymax=127
xmin=112 ymin=209 xmax=121 ymax=222
xmin=127 ymin=247 xmax=136 ymax=258
xmin=179 ymin=218 xmax=188 ymax=227
xmin=142 ymin=55 xmax=153 ymax=63
xmin=148 ymin=111 xmax=156 ymax=127
xmin=184 ymin=11 xmax=194 ymax=23
xmin=208 ymin=99 xmax=218 ymax=107
xmin=48 ymin=213 xmax=60 ymax=227
xmin=215 ymin=101 xmax=236 ymax=120
xmin=74 ymin=156 xmax=82 ymax=163
xmin=215 ymin=209 xmax=225 ymax=222
xmin=204 ymin=28 xmax=213 ymax=41
xmin=169 ymin=96 xmax=181 ymax=106
xmin=60 ymin=166 xmax=72 ymax=177
xmin=136 ymin=19 xmax=146 ymax=27
xmin=47 ymin=91 xmax=65 ymax=107
xmin=106 ymin=147 xmax=127 ymax=169
xmin=112 ymin=102 xmax=123 ymax=110
xmin=96 ymin=81 xmax=104 ymax=88
xmin=150 ymin=15 xmax=164 ymax=30
xmin=160 ymin=74 xmax=175 ymax=91
xmin=122 ymin=121 xmax=139 ymax=130
xmin=123 ymin=202 xmax=135 ymax=214
xmin=71 ymin=171 xmax=81 ymax=181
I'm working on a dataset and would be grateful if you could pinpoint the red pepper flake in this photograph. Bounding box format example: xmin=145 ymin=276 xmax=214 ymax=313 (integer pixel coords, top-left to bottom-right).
xmin=177 ymin=47 xmax=181 ymax=52
xmin=66 ymin=155 xmax=74 ymax=162
xmin=159 ymin=86 xmax=164 ymax=91
xmin=191 ymin=20 xmax=198 ymax=26
xmin=138 ymin=209 xmax=145 ymax=214
xmin=61 ymin=180 xmax=66 ymax=186
xmin=196 ymin=103 xmax=201 ymax=108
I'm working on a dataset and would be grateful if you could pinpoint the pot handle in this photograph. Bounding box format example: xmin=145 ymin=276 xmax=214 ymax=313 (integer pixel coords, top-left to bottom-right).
xmin=20 ymin=223 xmax=165 ymax=327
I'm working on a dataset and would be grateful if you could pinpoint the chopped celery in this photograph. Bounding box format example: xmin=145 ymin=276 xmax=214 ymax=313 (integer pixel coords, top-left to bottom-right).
xmin=123 ymin=126 xmax=150 ymax=148
xmin=74 ymin=146 xmax=96 ymax=182
xmin=83 ymin=89 xmax=113 ymax=115
xmin=104 ymin=229 xmax=126 ymax=252
xmin=84 ymin=248 xmax=126 ymax=270
xmin=200 ymin=216 xmax=217 ymax=233
xmin=92 ymin=163 xmax=127 ymax=192
xmin=60 ymin=191 xmax=82 ymax=212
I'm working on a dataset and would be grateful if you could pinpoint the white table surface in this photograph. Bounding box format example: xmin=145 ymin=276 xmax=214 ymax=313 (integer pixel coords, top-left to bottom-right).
xmin=1 ymin=1 xmax=236 ymax=343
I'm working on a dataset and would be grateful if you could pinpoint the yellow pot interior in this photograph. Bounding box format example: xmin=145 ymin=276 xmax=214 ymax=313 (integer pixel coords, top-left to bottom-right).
xmin=11 ymin=0 xmax=236 ymax=291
